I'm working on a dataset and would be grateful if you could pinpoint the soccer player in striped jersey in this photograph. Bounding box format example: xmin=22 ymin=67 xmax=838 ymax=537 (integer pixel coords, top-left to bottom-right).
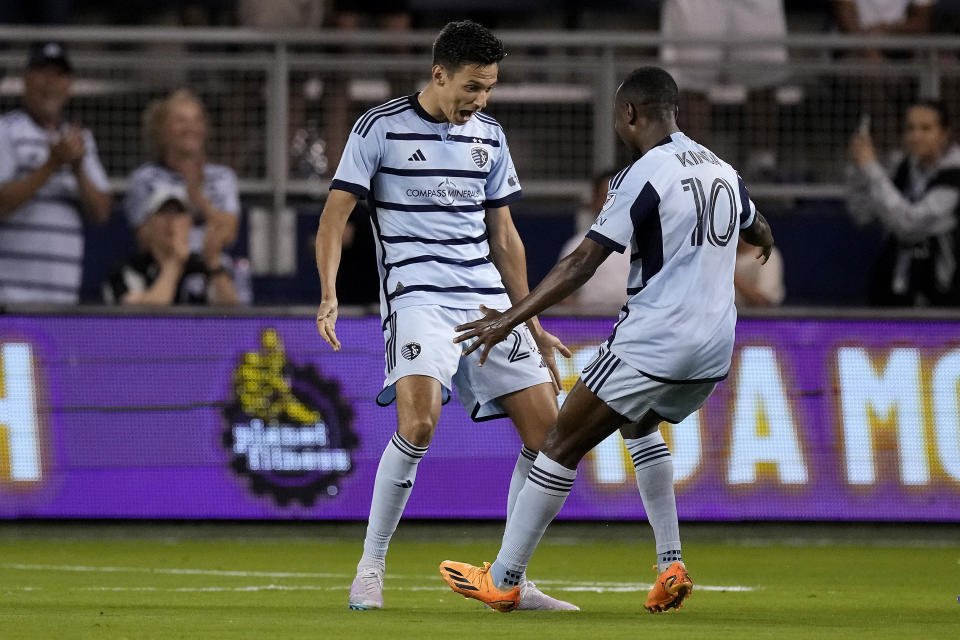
xmin=440 ymin=66 xmax=775 ymax=613
xmin=315 ymin=20 xmax=577 ymax=612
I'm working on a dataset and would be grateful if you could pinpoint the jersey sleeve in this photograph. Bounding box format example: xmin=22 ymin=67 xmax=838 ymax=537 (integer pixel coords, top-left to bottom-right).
xmin=330 ymin=128 xmax=381 ymax=199
xmin=586 ymin=180 xmax=660 ymax=254
xmin=483 ymin=132 xmax=521 ymax=208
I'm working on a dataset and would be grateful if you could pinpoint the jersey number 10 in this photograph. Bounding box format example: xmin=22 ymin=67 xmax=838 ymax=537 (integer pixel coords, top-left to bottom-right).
xmin=681 ymin=177 xmax=738 ymax=248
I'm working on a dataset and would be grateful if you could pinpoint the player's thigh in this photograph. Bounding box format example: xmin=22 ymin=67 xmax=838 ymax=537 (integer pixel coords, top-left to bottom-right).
xmin=454 ymin=318 xmax=552 ymax=423
xmin=541 ymin=380 xmax=628 ymax=468
xmin=394 ymin=375 xmax=444 ymax=446
xmin=497 ymin=382 xmax=558 ymax=450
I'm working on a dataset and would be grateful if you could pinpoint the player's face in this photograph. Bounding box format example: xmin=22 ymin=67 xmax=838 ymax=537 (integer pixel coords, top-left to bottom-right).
xmin=904 ymin=105 xmax=949 ymax=166
xmin=23 ymin=65 xmax=72 ymax=124
xmin=162 ymin=99 xmax=207 ymax=156
xmin=438 ymin=63 xmax=498 ymax=125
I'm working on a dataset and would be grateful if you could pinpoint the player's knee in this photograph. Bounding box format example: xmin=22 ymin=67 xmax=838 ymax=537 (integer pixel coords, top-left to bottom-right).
xmin=396 ymin=417 xmax=437 ymax=447
xmin=540 ymin=430 xmax=587 ymax=469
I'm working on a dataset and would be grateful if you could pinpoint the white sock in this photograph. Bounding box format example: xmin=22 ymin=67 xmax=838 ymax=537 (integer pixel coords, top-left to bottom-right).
xmin=358 ymin=432 xmax=427 ymax=571
xmin=491 ymin=453 xmax=575 ymax=589
xmin=506 ymin=446 xmax=537 ymax=527
xmin=623 ymin=431 xmax=682 ymax=572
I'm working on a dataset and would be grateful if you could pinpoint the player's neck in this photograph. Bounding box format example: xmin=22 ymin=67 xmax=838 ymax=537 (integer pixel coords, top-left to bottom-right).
xmin=637 ymin=123 xmax=679 ymax=155
xmin=417 ymin=86 xmax=450 ymax=124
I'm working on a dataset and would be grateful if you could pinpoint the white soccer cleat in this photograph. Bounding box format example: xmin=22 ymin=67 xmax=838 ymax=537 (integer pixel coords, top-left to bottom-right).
xmin=348 ymin=566 xmax=384 ymax=610
xmin=516 ymin=579 xmax=580 ymax=611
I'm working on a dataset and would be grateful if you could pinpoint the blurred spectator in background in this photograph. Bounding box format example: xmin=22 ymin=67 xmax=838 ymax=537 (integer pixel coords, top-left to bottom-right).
xmin=123 ymin=89 xmax=246 ymax=299
xmin=556 ymin=169 xmax=630 ymax=315
xmin=735 ymin=237 xmax=785 ymax=307
xmin=0 ymin=0 xmax=73 ymax=24
xmin=847 ymin=100 xmax=960 ymax=306
xmin=235 ymin=0 xmax=329 ymax=178
xmin=238 ymin=0 xmax=326 ymax=28
xmin=323 ymin=1 xmax=414 ymax=173
xmin=0 ymin=42 xmax=111 ymax=304
xmin=660 ymin=0 xmax=788 ymax=179
xmin=832 ymin=0 xmax=933 ymax=54
xmin=104 ymin=185 xmax=237 ymax=305
xmin=832 ymin=0 xmax=934 ymax=151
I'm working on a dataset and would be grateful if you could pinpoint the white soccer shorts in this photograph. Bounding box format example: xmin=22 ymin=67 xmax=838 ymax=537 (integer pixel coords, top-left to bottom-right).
xmin=580 ymin=343 xmax=717 ymax=423
xmin=375 ymin=305 xmax=553 ymax=421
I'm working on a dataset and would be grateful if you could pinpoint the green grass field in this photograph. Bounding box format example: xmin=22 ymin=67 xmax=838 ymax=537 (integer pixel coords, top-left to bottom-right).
xmin=1 ymin=521 xmax=957 ymax=639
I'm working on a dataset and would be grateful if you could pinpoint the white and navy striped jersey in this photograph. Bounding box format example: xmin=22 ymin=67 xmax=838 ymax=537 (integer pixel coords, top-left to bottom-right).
xmin=586 ymin=132 xmax=757 ymax=382
xmin=0 ymin=109 xmax=110 ymax=304
xmin=330 ymin=93 xmax=521 ymax=318
xmin=124 ymin=161 xmax=239 ymax=252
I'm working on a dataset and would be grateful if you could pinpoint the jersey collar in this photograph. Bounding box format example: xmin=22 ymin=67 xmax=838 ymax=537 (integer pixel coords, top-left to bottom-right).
xmin=410 ymin=92 xmax=443 ymax=124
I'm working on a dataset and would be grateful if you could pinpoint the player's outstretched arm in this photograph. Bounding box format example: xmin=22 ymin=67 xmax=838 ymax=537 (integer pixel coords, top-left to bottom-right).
xmin=455 ymin=238 xmax=610 ymax=365
xmin=315 ymin=189 xmax=358 ymax=351
xmin=739 ymin=211 xmax=775 ymax=264
xmin=485 ymin=206 xmax=573 ymax=388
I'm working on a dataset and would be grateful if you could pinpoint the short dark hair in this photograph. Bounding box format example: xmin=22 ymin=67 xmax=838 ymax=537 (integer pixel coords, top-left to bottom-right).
xmin=909 ymin=99 xmax=952 ymax=131
xmin=617 ymin=66 xmax=679 ymax=122
xmin=432 ymin=20 xmax=506 ymax=71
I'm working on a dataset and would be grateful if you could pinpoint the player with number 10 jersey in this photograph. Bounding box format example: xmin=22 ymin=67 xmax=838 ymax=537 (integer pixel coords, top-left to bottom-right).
xmin=587 ymin=131 xmax=756 ymax=388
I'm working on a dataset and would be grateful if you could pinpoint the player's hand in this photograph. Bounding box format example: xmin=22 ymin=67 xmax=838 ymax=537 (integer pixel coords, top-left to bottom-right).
xmin=316 ymin=299 xmax=341 ymax=351
xmin=453 ymin=305 xmax=513 ymax=366
xmin=755 ymin=242 xmax=772 ymax=265
xmin=530 ymin=327 xmax=572 ymax=394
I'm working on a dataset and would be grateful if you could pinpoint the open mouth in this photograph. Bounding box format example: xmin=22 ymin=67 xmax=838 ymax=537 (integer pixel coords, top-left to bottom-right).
xmin=458 ymin=110 xmax=474 ymax=121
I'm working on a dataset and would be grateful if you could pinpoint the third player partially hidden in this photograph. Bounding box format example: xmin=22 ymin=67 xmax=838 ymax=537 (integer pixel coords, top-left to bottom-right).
xmin=439 ymin=66 xmax=775 ymax=613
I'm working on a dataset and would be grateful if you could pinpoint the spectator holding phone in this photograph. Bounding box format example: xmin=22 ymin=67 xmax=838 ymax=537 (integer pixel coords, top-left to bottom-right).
xmin=847 ymin=101 xmax=960 ymax=306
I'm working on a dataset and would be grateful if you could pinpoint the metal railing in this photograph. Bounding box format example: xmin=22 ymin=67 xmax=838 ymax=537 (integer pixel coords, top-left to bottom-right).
xmin=0 ymin=27 xmax=957 ymax=208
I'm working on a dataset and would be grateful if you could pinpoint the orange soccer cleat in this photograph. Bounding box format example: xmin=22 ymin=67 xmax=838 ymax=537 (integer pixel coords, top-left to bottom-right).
xmin=439 ymin=560 xmax=521 ymax=613
xmin=645 ymin=562 xmax=693 ymax=613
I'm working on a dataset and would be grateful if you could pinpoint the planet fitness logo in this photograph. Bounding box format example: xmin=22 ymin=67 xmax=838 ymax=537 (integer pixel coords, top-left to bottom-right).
xmin=222 ymin=329 xmax=358 ymax=506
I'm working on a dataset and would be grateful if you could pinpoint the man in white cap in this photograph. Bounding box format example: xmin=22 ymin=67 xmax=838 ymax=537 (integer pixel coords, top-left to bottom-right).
xmin=0 ymin=41 xmax=112 ymax=304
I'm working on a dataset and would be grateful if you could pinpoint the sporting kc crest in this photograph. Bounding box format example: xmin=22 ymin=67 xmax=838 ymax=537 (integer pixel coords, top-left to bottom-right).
xmin=470 ymin=146 xmax=490 ymax=169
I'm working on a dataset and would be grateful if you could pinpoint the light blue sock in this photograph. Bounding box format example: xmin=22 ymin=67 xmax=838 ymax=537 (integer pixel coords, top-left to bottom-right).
xmin=358 ymin=432 xmax=427 ymax=571
xmin=490 ymin=453 xmax=576 ymax=589
xmin=623 ymin=431 xmax=682 ymax=572
xmin=505 ymin=446 xmax=537 ymax=527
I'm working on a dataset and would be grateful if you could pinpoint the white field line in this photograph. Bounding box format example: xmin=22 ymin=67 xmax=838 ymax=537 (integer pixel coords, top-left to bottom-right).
xmin=75 ymin=584 xmax=753 ymax=594
xmin=11 ymin=583 xmax=755 ymax=594
xmin=0 ymin=563 xmax=342 ymax=579
xmin=1 ymin=563 xmax=756 ymax=593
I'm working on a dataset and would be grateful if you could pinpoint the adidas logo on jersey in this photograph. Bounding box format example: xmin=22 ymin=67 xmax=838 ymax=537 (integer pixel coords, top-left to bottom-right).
xmin=408 ymin=149 xmax=426 ymax=162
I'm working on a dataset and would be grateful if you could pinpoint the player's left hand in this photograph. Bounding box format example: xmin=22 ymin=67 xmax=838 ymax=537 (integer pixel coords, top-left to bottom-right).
xmin=453 ymin=305 xmax=512 ymax=366
xmin=529 ymin=327 xmax=572 ymax=395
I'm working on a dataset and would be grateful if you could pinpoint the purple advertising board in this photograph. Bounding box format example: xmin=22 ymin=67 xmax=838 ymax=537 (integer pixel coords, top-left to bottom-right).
xmin=1 ymin=313 xmax=959 ymax=521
